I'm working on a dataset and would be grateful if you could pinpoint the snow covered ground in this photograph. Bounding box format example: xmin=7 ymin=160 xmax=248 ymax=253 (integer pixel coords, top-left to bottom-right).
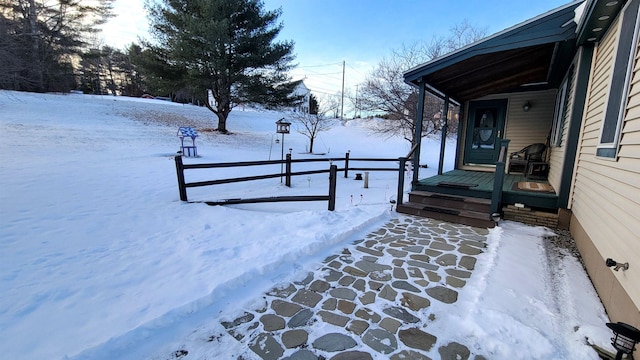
xmin=0 ymin=91 xmax=614 ymax=359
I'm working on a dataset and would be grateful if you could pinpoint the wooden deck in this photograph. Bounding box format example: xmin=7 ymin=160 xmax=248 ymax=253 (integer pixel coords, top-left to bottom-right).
xmin=414 ymin=169 xmax=558 ymax=210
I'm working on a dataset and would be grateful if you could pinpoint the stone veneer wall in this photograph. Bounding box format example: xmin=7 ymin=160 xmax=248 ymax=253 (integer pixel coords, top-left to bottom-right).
xmin=502 ymin=205 xmax=559 ymax=228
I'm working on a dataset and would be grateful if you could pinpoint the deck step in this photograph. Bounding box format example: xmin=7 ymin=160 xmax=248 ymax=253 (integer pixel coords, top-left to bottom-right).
xmin=408 ymin=191 xmax=491 ymax=213
xmin=396 ymin=202 xmax=495 ymax=229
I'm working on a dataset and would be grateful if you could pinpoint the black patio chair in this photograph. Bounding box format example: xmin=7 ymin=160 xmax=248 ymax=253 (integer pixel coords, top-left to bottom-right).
xmin=508 ymin=143 xmax=547 ymax=175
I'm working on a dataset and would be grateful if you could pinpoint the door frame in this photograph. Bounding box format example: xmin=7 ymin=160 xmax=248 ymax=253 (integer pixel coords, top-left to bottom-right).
xmin=463 ymin=99 xmax=508 ymax=165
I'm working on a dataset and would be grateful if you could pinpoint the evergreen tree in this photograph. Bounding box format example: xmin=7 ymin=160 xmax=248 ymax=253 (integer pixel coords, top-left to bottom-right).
xmin=309 ymin=94 xmax=319 ymax=115
xmin=0 ymin=0 xmax=114 ymax=92
xmin=120 ymin=44 xmax=146 ymax=97
xmin=147 ymin=0 xmax=299 ymax=133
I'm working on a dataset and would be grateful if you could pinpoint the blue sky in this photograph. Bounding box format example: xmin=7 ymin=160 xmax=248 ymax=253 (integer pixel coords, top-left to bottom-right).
xmin=101 ymin=0 xmax=574 ymax=101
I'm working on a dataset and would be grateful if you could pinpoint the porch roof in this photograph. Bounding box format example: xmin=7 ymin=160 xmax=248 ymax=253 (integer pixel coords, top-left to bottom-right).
xmin=403 ymin=1 xmax=583 ymax=103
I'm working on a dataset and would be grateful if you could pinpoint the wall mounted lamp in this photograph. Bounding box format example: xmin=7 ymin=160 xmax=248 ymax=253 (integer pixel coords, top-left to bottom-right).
xmin=522 ymin=101 xmax=531 ymax=112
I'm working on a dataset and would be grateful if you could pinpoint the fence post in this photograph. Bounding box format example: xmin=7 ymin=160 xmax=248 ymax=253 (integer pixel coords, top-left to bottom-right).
xmin=344 ymin=151 xmax=350 ymax=178
xmin=174 ymin=156 xmax=188 ymax=201
xmin=397 ymin=157 xmax=406 ymax=207
xmin=328 ymin=164 xmax=337 ymax=211
xmin=285 ymin=153 xmax=292 ymax=187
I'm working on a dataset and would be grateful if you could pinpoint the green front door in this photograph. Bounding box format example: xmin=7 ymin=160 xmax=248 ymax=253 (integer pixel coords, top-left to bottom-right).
xmin=464 ymin=99 xmax=508 ymax=165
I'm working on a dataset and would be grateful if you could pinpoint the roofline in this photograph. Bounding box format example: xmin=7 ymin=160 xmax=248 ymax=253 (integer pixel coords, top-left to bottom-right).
xmin=403 ymin=0 xmax=583 ymax=84
xmin=575 ymin=0 xmax=629 ymax=45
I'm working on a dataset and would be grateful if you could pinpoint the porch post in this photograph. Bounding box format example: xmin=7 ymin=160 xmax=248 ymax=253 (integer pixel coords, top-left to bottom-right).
xmin=454 ymin=103 xmax=464 ymax=170
xmin=490 ymin=139 xmax=510 ymax=215
xmin=438 ymin=96 xmax=450 ymax=175
xmin=558 ymin=45 xmax=594 ymax=209
xmin=412 ymin=79 xmax=426 ymax=188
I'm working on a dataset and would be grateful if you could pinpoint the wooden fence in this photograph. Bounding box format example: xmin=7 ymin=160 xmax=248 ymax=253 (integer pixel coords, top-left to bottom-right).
xmin=174 ymin=152 xmax=404 ymax=211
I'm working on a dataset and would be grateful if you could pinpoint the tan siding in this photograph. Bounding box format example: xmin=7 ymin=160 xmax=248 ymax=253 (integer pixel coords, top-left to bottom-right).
xmin=502 ymin=91 xmax=555 ymax=154
xmin=623 ymin=115 xmax=640 ymax=133
xmin=620 ymin=129 xmax=640 ymax=144
xmin=572 ymin=16 xmax=640 ymax=313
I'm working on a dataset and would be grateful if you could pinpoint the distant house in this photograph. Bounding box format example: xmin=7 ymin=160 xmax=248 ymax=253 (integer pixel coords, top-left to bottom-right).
xmin=399 ymin=0 xmax=640 ymax=331
xmin=291 ymin=81 xmax=311 ymax=113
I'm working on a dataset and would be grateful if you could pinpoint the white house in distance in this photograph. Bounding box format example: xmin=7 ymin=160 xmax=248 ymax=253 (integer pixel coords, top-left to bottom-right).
xmin=291 ymin=81 xmax=311 ymax=113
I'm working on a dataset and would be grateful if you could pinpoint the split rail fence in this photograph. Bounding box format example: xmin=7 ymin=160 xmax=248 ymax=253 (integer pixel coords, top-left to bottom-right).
xmin=174 ymin=152 xmax=412 ymax=211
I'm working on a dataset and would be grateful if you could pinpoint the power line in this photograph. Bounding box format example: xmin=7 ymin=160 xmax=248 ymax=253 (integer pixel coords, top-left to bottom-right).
xmin=303 ymin=70 xmax=343 ymax=77
xmin=345 ymin=63 xmax=369 ymax=78
xmin=306 ymin=86 xmax=340 ymax=95
xmin=296 ymin=62 xmax=343 ymax=68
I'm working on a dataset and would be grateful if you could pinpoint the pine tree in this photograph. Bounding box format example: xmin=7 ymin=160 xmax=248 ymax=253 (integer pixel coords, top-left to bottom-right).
xmin=0 ymin=0 xmax=114 ymax=92
xmin=147 ymin=0 xmax=300 ymax=133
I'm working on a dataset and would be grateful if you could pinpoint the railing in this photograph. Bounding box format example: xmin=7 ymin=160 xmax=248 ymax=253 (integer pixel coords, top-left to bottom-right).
xmin=174 ymin=152 xmax=401 ymax=211
xmin=396 ymin=143 xmax=419 ymax=208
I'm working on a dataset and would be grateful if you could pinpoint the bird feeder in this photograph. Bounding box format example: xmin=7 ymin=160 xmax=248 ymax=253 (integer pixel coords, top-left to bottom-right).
xmin=275 ymin=118 xmax=291 ymax=134
xmin=275 ymin=118 xmax=291 ymax=183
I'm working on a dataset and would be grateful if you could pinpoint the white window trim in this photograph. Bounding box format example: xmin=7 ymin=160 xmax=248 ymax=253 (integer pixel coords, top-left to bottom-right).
xmin=551 ymin=76 xmax=569 ymax=147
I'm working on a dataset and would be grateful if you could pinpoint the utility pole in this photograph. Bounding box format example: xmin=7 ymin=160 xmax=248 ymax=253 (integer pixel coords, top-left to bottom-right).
xmin=340 ymin=60 xmax=345 ymax=120
xmin=354 ymin=85 xmax=359 ymax=118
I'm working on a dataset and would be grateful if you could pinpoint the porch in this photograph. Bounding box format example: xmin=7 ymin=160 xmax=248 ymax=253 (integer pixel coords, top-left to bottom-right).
xmin=396 ymin=169 xmax=559 ymax=228
xmin=414 ymin=169 xmax=558 ymax=210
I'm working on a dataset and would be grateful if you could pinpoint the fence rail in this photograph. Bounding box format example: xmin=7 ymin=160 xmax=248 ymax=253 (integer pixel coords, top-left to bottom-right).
xmin=174 ymin=152 xmax=403 ymax=211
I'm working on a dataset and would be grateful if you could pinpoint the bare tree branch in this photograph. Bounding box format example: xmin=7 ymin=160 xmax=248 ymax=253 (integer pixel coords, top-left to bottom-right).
xmin=358 ymin=20 xmax=487 ymax=146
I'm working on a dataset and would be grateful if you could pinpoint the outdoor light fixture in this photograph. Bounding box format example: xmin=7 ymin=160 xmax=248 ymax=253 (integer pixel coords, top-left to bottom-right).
xmin=275 ymin=118 xmax=291 ymax=183
xmin=491 ymin=212 xmax=501 ymax=226
xmin=606 ymin=258 xmax=629 ymax=271
xmin=606 ymin=322 xmax=640 ymax=360
xmin=522 ymin=101 xmax=531 ymax=112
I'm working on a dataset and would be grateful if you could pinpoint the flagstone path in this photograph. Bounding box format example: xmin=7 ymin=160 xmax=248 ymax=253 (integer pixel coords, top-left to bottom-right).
xmin=220 ymin=216 xmax=490 ymax=359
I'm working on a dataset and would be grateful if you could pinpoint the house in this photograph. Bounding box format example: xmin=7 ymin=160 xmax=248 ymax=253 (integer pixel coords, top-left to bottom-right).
xmin=398 ymin=0 xmax=640 ymax=334
xmin=291 ymin=81 xmax=312 ymax=113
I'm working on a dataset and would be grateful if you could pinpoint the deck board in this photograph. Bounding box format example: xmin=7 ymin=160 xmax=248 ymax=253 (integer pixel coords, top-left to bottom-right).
xmin=415 ymin=169 xmax=558 ymax=209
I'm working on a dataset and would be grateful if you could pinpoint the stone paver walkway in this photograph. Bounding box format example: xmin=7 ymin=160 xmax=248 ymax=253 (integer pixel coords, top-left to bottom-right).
xmin=220 ymin=216 xmax=490 ymax=359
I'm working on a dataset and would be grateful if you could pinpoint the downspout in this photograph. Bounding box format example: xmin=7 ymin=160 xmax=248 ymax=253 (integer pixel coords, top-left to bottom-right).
xmin=438 ymin=96 xmax=450 ymax=175
xmin=412 ymin=79 xmax=426 ymax=189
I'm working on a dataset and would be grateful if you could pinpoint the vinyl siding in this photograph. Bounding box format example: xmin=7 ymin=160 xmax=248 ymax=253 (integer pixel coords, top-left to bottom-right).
xmin=502 ymin=91 xmax=556 ymax=156
xmin=572 ymin=14 xmax=640 ymax=314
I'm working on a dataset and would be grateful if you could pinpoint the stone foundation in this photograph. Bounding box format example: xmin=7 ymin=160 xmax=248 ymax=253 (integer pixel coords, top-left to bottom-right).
xmin=502 ymin=204 xmax=559 ymax=228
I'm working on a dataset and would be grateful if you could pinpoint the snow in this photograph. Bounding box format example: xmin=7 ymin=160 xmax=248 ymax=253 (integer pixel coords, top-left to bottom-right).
xmin=0 ymin=91 xmax=614 ymax=359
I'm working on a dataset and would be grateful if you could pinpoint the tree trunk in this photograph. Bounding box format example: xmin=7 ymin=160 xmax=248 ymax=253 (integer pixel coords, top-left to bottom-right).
xmin=204 ymin=93 xmax=228 ymax=133
xmin=309 ymin=137 xmax=314 ymax=153
xmin=217 ymin=113 xmax=228 ymax=133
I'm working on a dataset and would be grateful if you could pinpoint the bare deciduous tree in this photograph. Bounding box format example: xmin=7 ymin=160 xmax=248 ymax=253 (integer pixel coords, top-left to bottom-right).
xmin=289 ymin=109 xmax=332 ymax=154
xmin=359 ymin=20 xmax=487 ymax=146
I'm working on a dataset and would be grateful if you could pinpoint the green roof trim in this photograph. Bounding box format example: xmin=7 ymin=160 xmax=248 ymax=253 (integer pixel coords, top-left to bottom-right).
xmin=575 ymin=0 xmax=628 ymax=45
xmin=404 ymin=1 xmax=582 ymax=86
